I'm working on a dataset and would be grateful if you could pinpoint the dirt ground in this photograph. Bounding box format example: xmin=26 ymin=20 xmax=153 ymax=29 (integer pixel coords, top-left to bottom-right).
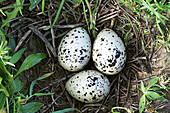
xmin=0 ymin=0 xmax=169 ymax=113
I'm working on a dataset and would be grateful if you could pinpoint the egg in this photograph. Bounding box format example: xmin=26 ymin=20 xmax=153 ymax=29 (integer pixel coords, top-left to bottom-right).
xmin=58 ymin=27 xmax=91 ymax=71
xmin=92 ymin=28 xmax=126 ymax=75
xmin=65 ymin=70 xmax=110 ymax=103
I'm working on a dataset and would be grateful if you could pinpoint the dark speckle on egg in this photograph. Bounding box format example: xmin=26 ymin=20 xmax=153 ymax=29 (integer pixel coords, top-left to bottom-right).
xmin=101 ymin=38 xmax=104 ymax=41
xmin=80 ymin=57 xmax=84 ymax=60
xmin=84 ymin=99 xmax=88 ymax=101
xmin=92 ymin=95 xmax=97 ymax=100
xmin=63 ymin=49 xmax=66 ymax=52
xmin=84 ymin=92 xmax=87 ymax=96
xmin=65 ymin=56 xmax=69 ymax=58
xmin=115 ymin=50 xmax=121 ymax=58
xmin=80 ymin=50 xmax=83 ymax=55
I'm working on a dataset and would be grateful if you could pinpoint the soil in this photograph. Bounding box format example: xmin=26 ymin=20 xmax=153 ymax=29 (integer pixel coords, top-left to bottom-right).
xmin=0 ymin=0 xmax=169 ymax=113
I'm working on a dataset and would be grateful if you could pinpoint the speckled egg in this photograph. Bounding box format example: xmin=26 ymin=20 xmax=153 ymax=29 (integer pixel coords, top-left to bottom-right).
xmin=58 ymin=27 xmax=91 ymax=71
xmin=92 ymin=28 xmax=126 ymax=75
xmin=65 ymin=70 xmax=110 ymax=103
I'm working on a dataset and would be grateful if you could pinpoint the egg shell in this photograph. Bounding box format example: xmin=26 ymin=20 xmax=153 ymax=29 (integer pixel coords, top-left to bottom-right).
xmin=92 ymin=28 xmax=126 ymax=75
xmin=58 ymin=27 xmax=91 ymax=71
xmin=65 ymin=70 xmax=110 ymax=103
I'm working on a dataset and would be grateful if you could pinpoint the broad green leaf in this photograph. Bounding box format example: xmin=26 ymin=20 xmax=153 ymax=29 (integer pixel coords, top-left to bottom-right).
xmin=29 ymin=0 xmax=41 ymax=11
xmin=10 ymin=77 xmax=24 ymax=94
xmin=19 ymin=102 xmax=43 ymax=113
xmin=10 ymin=48 xmax=26 ymax=64
xmin=147 ymin=77 xmax=159 ymax=90
xmin=157 ymin=97 xmax=169 ymax=102
xmin=14 ymin=53 xmax=47 ymax=78
xmin=52 ymin=108 xmax=81 ymax=113
xmin=147 ymin=91 xmax=162 ymax=99
xmin=140 ymin=81 xmax=145 ymax=93
xmin=139 ymin=95 xmax=145 ymax=113
xmin=29 ymin=72 xmax=54 ymax=96
xmin=145 ymin=93 xmax=153 ymax=100
xmin=0 ymin=92 xmax=6 ymax=109
xmin=151 ymin=86 xmax=162 ymax=91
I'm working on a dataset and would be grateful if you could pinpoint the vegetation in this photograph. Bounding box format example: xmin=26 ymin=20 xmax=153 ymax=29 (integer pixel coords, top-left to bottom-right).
xmin=0 ymin=0 xmax=169 ymax=113
xmin=139 ymin=77 xmax=169 ymax=113
xmin=0 ymin=29 xmax=54 ymax=112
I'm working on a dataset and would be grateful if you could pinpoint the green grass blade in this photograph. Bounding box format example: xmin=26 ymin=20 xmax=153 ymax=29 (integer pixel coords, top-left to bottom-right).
xmin=85 ymin=0 xmax=93 ymax=29
xmin=31 ymin=93 xmax=54 ymax=97
xmin=72 ymin=0 xmax=81 ymax=3
xmin=157 ymin=12 xmax=168 ymax=21
xmin=16 ymin=0 xmax=23 ymax=16
xmin=92 ymin=0 xmax=99 ymax=16
xmin=6 ymin=97 xmax=9 ymax=113
xmin=42 ymin=0 xmax=46 ymax=15
xmin=44 ymin=0 xmax=65 ymax=30
xmin=125 ymin=28 xmax=132 ymax=42
xmin=29 ymin=72 xmax=54 ymax=96
xmin=81 ymin=0 xmax=89 ymax=30
xmin=156 ymin=17 xmax=164 ymax=36
xmin=28 ymin=92 xmax=54 ymax=99
xmin=14 ymin=53 xmax=47 ymax=78
xmin=118 ymin=0 xmax=130 ymax=7
xmin=52 ymin=108 xmax=81 ymax=113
